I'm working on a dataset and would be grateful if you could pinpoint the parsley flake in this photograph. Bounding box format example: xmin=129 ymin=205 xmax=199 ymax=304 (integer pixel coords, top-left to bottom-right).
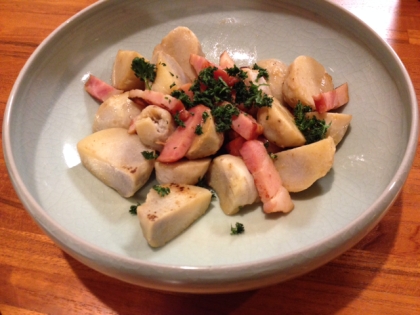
xmin=294 ymin=101 xmax=330 ymax=144
xmin=141 ymin=151 xmax=159 ymax=160
xmin=131 ymin=57 xmax=156 ymax=90
xmin=231 ymin=222 xmax=245 ymax=235
xmin=153 ymin=185 xmax=170 ymax=197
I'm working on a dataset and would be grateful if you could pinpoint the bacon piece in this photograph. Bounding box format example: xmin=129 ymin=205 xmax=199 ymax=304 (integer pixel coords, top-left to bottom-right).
xmin=129 ymin=89 xmax=189 ymax=121
xmin=239 ymin=140 xmax=294 ymax=213
xmin=157 ymin=105 xmax=208 ymax=163
xmin=313 ymin=83 xmax=349 ymax=113
xmin=178 ymin=82 xmax=194 ymax=100
xmin=84 ymin=75 xmax=123 ymax=102
xmin=189 ymin=54 xmax=239 ymax=86
xmin=219 ymin=51 xmax=235 ymax=69
xmin=231 ymin=111 xmax=264 ymax=140
xmin=225 ymin=136 xmax=246 ymax=156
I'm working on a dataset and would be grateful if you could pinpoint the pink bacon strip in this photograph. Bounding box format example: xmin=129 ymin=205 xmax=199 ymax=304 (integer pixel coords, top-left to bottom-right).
xmin=84 ymin=74 xmax=123 ymax=102
xmin=239 ymin=140 xmax=294 ymax=213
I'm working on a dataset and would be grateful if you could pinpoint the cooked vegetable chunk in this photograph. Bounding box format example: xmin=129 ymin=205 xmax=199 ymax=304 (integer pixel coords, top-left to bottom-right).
xmin=257 ymin=97 xmax=306 ymax=148
xmin=137 ymin=184 xmax=212 ymax=247
xmin=112 ymin=50 xmax=146 ymax=91
xmin=77 ymin=128 xmax=154 ymax=197
xmin=282 ymin=55 xmax=334 ymax=109
xmin=134 ymin=105 xmax=176 ymax=152
xmin=273 ymin=136 xmax=336 ymax=192
xmin=153 ymin=26 xmax=205 ymax=81
xmin=155 ymin=158 xmax=211 ymax=185
xmin=185 ymin=108 xmax=224 ymax=160
xmin=151 ymin=50 xmax=190 ymax=94
xmin=93 ymin=92 xmax=142 ymax=132
xmin=306 ymin=112 xmax=352 ymax=145
xmin=256 ymin=59 xmax=288 ymax=101
xmin=207 ymin=154 xmax=259 ymax=215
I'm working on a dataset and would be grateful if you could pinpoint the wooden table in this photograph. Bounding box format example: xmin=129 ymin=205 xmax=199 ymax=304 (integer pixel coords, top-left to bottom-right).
xmin=1 ymin=1 xmax=419 ymax=314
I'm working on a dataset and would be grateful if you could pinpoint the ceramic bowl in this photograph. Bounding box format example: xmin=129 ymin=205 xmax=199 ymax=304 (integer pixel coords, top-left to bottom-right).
xmin=3 ymin=0 xmax=418 ymax=293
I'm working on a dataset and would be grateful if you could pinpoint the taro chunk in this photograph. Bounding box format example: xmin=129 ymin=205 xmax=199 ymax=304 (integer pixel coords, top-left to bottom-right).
xmin=137 ymin=184 xmax=212 ymax=247
xmin=93 ymin=92 xmax=142 ymax=132
xmin=77 ymin=128 xmax=154 ymax=197
xmin=273 ymin=136 xmax=335 ymax=192
xmin=282 ymin=55 xmax=334 ymax=109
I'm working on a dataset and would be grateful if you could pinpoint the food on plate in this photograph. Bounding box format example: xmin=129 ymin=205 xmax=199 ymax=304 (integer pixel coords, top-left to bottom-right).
xmin=137 ymin=183 xmax=212 ymax=247
xmin=207 ymin=154 xmax=259 ymax=215
xmin=256 ymin=59 xmax=288 ymax=102
xmin=151 ymin=50 xmax=190 ymax=94
xmin=79 ymin=26 xmax=351 ymax=247
xmin=153 ymin=26 xmax=205 ymax=81
xmin=257 ymin=97 xmax=306 ymax=148
xmin=306 ymin=112 xmax=352 ymax=145
xmin=282 ymin=55 xmax=334 ymax=109
xmin=273 ymin=136 xmax=336 ymax=192
xmin=155 ymin=158 xmax=211 ymax=185
xmin=77 ymin=128 xmax=154 ymax=197
xmin=185 ymin=107 xmax=224 ymax=160
xmin=240 ymin=140 xmax=293 ymax=213
xmin=84 ymin=74 xmax=123 ymax=102
xmin=93 ymin=92 xmax=142 ymax=132
xmin=134 ymin=105 xmax=176 ymax=152
xmin=112 ymin=50 xmax=146 ymax=91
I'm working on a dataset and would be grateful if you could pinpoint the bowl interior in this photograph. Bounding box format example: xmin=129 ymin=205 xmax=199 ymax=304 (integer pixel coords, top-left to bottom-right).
xmin=4 ymin=0 xmax=417 ymax=272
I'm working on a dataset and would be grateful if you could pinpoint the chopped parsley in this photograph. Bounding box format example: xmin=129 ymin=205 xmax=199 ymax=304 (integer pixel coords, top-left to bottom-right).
xmin=129 ymin=202 xmax=140 ymax=215
xmin=153 ymin=185 xmax=170 ymax=197
xmin=252 ymin=63 xmax=269 ymax=80
xmin=269 ymin=153 xmax=278 ymax=160
xmin=231 ymin=222 xmax=245 ymax=235
xmin=234 ymin=81 xmax=273 ymax=109
xmin=211 ymin=103 xmax=240 ymax=132
xmin=171 ymin=90 xmax=194 ymax=109
xmin=294 ymin=101 xmax=330 ymax=144
xmin=190 ymin=67 xmax=233 ymax=108
xmin=131 ymin=57 xmax=156 ymax=90
xmin=174 ymin=112 xmax=186 ymax=127
xmin=202 ymin=111 xmax=210 ymax=123
xmin=169 ymin=82 xmax=176 ymax=89
xmin=141 ymin=151 xmax=159 ymax=160
xmin=195 ymin=124 xmax=203 ymax=135
xmin=225 ymin=64 xmax=248 ymax=80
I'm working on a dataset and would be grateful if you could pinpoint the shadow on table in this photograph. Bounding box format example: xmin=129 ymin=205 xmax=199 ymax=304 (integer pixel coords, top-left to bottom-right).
xmin=64 ymin=194 xmax=403 ymax=315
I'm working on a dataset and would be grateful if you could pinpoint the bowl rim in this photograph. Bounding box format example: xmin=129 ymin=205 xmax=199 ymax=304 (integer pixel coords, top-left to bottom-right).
xmin=2 ymin=0 xmax=419 ymax=293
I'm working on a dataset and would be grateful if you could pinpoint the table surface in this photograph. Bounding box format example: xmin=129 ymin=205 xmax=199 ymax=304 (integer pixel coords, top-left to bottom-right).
xmin=1 ymin=0 xmax=419 ymax=314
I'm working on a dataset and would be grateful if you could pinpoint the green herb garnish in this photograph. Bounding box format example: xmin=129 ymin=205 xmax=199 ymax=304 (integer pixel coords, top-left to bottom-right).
xmin=294 ymin=101 xmax=330 ymax=144
xmin=211 ymin=103 xmax=240 ymax=133
xmin=252 ymin=63 xmax=269 ymax=80
xmin=171 ymin=90 xmax=194 ymax=109
xmin=153 ymin=185 xmax=170 ymax=197
xmin=225 ymin=64 xmax=248 ymax=80
xmin=141 ymin=151 xmax=159 ymax=160
xmin=202 ymin=111 xmax=210 ymax=123
xmin=131 ymin=57 xmax=156 ymax=90
xmin=231 ymin=222 xmax=245 ymax=235
xmin=174 ymin=112 xmax=186 ymax=127
xmin=195 ymin=124 xmax=203 ymax=135
xmin=129 ymin=202 xmax=140 ymax=215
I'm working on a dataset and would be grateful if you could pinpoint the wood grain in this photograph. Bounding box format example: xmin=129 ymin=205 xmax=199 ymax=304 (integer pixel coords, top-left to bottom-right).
xmin=1 ymin=0 xmax=419 ymax=314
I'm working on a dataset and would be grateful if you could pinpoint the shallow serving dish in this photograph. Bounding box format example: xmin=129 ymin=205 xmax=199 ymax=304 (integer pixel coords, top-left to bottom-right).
xmin=3 ymin=0 xmax=418 ymax=293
